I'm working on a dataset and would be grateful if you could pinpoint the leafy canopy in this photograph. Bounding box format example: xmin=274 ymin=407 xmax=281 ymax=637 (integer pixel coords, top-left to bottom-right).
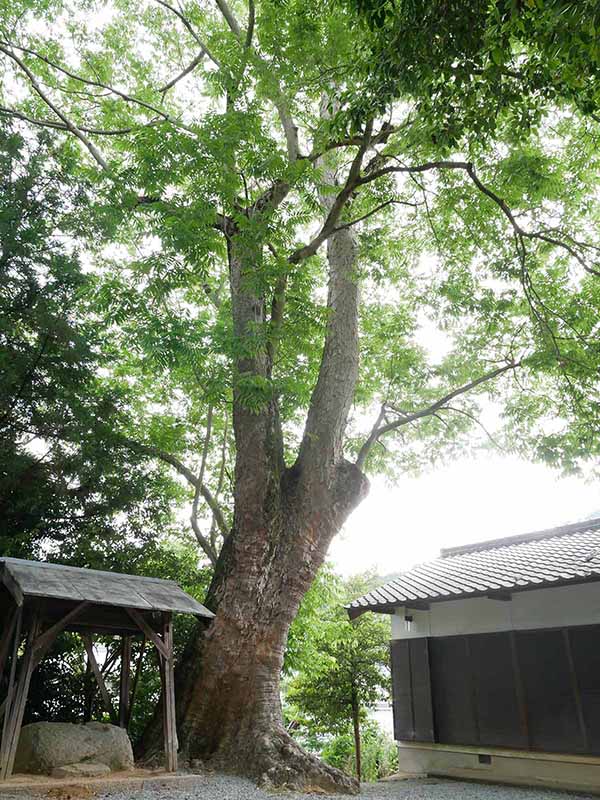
xmin=0 ymin=0 xmax=599 ymax=563
xmin=0 ymin=122 xmax=188 ymax=559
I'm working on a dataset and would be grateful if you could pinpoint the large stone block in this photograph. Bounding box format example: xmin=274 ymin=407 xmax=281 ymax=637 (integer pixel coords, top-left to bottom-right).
xmin=14 ymin=722 xmax=134 ymax=775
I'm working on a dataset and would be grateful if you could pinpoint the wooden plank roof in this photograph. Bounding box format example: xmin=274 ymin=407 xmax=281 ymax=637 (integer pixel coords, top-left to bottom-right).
xmin=347 ymin=517 xmax=600 ymax=618
xmin=0 ymin=557 xmax=215 ymax=619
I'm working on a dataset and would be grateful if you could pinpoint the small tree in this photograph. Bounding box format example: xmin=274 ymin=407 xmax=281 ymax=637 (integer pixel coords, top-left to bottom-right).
xmin=288 ymin=578 xmax=390 ymax=782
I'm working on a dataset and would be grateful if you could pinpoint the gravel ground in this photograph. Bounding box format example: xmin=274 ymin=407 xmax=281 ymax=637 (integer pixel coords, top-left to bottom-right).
xmin=89 ymin=774 xmax=595 ymax=800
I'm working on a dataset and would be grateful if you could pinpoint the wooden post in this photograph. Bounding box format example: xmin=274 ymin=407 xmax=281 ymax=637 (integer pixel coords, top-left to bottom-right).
xmin=126 ymin=637 xmax=146 ymax=729
xmin=161 ymin=613 xmax=177 ymax=773
xmin=563 ymin=627 xmax=589 ymax=751
xmin=0 ymin=611 xmax=40 ymax=781
xmin=124 ymin=609 xmax=178 ymax=772
xmin=0 ymin=607 xmax=22 ymax=778
xmin=509 ymin=630 xmax=531 ymax=749
xmin=0 ymin=611 xmax=18 ymax=685
xmin=83 ymin=655 xmax=94 ymax=723
xmin=119 ymin=636 xmax=132 ymax=728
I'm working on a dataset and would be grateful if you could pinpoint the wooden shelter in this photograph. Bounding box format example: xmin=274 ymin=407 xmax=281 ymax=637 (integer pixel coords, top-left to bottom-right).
xmin=0 ymin=557 xmax=214 ymax=781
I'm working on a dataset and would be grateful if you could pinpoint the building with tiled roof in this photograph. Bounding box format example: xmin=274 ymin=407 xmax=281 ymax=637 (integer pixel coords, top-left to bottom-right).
xmin=349 ymin=518 xmax=600 ymax=793
xmin=348 ymin=517 xmax=600 ymax=616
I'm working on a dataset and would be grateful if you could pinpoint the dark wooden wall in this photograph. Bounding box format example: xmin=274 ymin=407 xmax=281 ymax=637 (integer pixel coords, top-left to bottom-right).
xmin=391 ymin=624 xmax=600 ymax=754
xmin=390 ymin=639 xmax=434 ymax=743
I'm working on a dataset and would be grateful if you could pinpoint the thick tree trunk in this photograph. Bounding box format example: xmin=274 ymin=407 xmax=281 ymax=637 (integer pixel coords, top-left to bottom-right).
xmin=141 ymin=141 xmax=368 ymax=790
xmin=173 ymin=459 xmax=367 ymax=790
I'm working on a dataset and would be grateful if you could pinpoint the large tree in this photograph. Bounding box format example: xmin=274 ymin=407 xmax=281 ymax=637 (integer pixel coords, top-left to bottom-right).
xmin=2 ymin=0 xmax=600 ymax=790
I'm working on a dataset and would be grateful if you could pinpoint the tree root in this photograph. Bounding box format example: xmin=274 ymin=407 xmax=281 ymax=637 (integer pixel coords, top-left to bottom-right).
xmin=207 ymin=725 xmax=359 ymax=794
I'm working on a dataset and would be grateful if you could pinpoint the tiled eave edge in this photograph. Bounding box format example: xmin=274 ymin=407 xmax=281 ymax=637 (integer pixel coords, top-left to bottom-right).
xmin=346 ymin=571 xmax=600 ymax=619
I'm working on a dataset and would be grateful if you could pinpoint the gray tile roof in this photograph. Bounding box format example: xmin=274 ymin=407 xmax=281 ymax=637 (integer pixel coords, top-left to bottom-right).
xmin=347 ymin=518 xmax=600 ymax=618
xmin=0 ymin=557 xmax=215 ymax=619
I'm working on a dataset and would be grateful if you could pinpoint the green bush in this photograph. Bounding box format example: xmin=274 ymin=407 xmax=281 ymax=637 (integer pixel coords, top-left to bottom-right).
xmin=320 ymin=720 xmax=398 ymax=782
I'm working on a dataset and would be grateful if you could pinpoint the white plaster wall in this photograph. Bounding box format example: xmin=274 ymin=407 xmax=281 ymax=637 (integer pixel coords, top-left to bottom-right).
xmin=390 ymin=581 xmax=600 ymax=640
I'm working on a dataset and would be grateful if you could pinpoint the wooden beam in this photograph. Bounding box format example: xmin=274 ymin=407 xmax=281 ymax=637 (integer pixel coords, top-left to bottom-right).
xmin=125 ymin=609 xmax=169 ymax=659
xmin=119 ymin=636 xmax=132 ymax=729
xmin=0 ymin=568 xmax=23 ymax=608
xmin=487 ymin=592 xmax=512 ymax=602
xmin=82 ymin=635 xmax=117 ymax=724
xmin=33 ymin=601 xmax=91 ymax=668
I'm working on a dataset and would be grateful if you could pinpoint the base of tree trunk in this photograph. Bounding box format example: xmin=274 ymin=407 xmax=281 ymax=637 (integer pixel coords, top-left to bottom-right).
xmin=186 ymin=725 xmax=358 ymax=794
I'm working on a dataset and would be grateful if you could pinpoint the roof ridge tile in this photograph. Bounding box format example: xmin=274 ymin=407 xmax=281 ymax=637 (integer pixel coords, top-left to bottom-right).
xmin=440 ymin=517 xmax=600 ymax=557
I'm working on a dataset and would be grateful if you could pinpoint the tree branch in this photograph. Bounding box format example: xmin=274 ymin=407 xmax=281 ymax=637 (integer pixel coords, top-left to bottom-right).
xmin=214 ymin=0 xmax=242 ymax=38
xmin=209 ymin=411 xmax=229 ymax=554
xmin=151 ymin=0 xmax=221 ymax=68
xmin=275 ymin=97 xmax=299 ymax=164
xmin=356 ymin=159 xmax=471 ymax=186
xmin=248 ymin=179 xmax=292 ymax=218
xmin=0 ymin=334 xmax=50 ymax=430
xmin=441 ymin=404 xmax=506 ymax=451
xmin=159 ymin=50 xmax=207 ymax=96
xmin=122 ymin=438 xmax=229 ymax=538
xmin=267 ymin=266 xmax=287 ymax=366
xmin=355 ymin=361 xmax=521 ymax=470
xmin=332 ymin=198 xmax=419 ymax=233
xmin=245 ymin=0 xmax=255 ymax=48
xmin=190 ymin=406 xmax=219 ymax=563
xmin=0 ymin=104 xmax=149 ymax=135
xmin=307 ymin=120 xmax=397 ymax=164
xmin=289 ymin=119 xmax=374 ymax=264
xmin=295 ymin=108 xmax=372 ymax=470
xmin=0 ymin=45 xmax=109 ymax=170
xmin=355 ymin=156 xmax=600 ymax=277
xmin=1 ymin=40 xmax=196 ymax=134
xmin=463 ymin=163 xmax=600 ymax=278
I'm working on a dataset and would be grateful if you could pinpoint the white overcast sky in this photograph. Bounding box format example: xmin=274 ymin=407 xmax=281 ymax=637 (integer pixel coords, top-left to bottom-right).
xmin=329 ymin=454 xmax=600 ymax=577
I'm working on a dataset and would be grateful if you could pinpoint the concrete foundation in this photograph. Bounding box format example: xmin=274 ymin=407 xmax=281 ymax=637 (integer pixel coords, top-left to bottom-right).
xmin=0 ymin=769 xmax=206 ymax=796
xmin=398 ymin=741 xmax=600 ymax=795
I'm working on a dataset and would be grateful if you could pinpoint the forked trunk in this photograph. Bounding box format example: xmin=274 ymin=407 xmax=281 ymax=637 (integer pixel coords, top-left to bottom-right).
xmin=170 ymin=460 xmax=368 ymax=791
xmin=142 ymin=149 xmax=367 ymax=790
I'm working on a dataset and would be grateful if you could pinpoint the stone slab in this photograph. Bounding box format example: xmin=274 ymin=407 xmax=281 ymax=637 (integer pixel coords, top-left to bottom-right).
xmin=51 ymin=765 xmax=112 ymax=779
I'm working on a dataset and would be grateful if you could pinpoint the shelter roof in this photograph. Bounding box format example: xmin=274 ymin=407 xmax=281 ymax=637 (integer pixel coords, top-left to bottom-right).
xmin=0 ymin=557 xmax=214 ymax=619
